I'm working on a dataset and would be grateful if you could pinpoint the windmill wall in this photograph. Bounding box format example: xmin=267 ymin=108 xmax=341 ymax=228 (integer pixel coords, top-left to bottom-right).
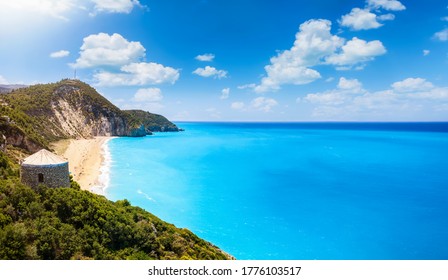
xmin=21 ymin=162 xmax=70 ymax=189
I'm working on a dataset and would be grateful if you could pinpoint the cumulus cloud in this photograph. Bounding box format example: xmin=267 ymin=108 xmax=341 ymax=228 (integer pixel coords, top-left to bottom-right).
xmin=337 ymin=77 xmax=364 ymax=92
xmin=304 ymin=77 xmax=363 ymax=105
xmin=71 ymin=33 xmax=145 ymax=68
xmin=70 ymin=33 xmax=179 ymax=87
xmin=305 ymin=92 xmax=349 ymax=106
xmin=193 ymin=66 xmax=227 ymax=79
xmin=91 ymin=0 xmax=143 ymax=14
xmin=220 ymin=88 xmax=230 ymax=100
xmin=231 ymin=102 xmax=245 ymax=110
xmin=231 ymin=98 xmax=279 ymax=112
xmin=325 ymin=37 xmax=386 ymax=68
xmin=0 ymin=0 xmax=77 ymax=21
xmin=377 ymin=13 xmax=395 ymax=21
xmin=339 ymin=0 xmax=404 ymax=31
xmin=340 ymin=8 xmax=382 ymax=30
xmin=303 ymin=77 xmax=448 ymax=120
xmin=434 ymin=28 xmax=448 ymax=41
xmin=237 ymin=84 xmax=256 ymax=90
xmin=251 ymin=97 xmax=279 ymax=112
xmin=367 ymin=0 xmax=406 ymax=11
xmin=423 ymin=50 xmax=430 ymax=56
xmin=391 ymin=78 xmax=434 ymax=92
xmin=0 ymin=0 xmax=144 ymax=21
xmin=255 ymin=19 xmax=386 ymax=92
xmin=50 ymin=50 xmax=70 ymax=58
xmin=133 ymin=88 xmax=163 ymax=102
xmin=94 ymin=62 xmax=179 ymax=86
xmin=0 ymin=75 xmax=9 ymax=84
xmin=195 ymin=53 xmax=215 ymax=62
xmin=255 ymin=19 xmax=344 ymax=93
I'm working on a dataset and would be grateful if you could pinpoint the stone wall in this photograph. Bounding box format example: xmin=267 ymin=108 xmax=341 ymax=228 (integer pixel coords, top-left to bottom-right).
xmin=21 ymin=163 xmax=70 ymax=189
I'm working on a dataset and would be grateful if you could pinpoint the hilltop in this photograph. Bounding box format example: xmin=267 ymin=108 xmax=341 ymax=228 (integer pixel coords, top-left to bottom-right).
xmin=0 ymin=79 xmax=180 ymax=156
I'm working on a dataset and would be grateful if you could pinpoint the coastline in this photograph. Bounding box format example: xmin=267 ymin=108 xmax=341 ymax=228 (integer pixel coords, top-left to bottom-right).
xmin=51 ymin=137 xmax=113 ymax=193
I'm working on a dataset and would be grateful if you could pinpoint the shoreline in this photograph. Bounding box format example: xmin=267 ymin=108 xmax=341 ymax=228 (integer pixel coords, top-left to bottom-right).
xmin=51 ymin=137 xmax=114 ymax=193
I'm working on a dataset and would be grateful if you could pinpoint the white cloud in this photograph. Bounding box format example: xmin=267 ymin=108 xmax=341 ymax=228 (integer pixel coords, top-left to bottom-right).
xmin=91 ymin=0 xmax=143 ymax=14
xmin=231 ymin=102 xmax=245 ymax=110
xmin=255 ymin=19 xmax=387 ymax=92
xmin=326 ymin=37 xmax=386 ymax=68
xmin=237 ymin=84 xmax=256 ymax=90
xmin=304 ymin=77 xmax=363 ymax=105
xmin=0 ymin=0 xmax=144 ymax=21
xmin=71 ymin=33 xmax=145 ymax=68
xmin=377 ymin=13 xmax=395 ymax=21
xmin=434 ymin=28 xmax=448 ymax=41
xmin=367 ymin=0 xmax=406 ymax=11
xmin=251 ymin=97 xmax=279 ymax=112
xmin=340 ymin=8 xmax=382 ymax=30
xmin=94 ymin=62 xmax=179 ymax=86
xmin=305 ymin=92 xmax=349 ymax=105
xmin=220 ymin=88 xmax=230 ymax=100
xmin=193 ymin=66 xmax=227 ymax=79
xmin=0 ymin=0 xmax=77 ymax=21
xmin=423 ymin=50 xmax=430 ymax=56
xmin=391 ymin=78 xmax=434 ymax=92
xmin=195 ymin=53 xmax=215 ymax=62
xmin=71 ymin=32 xmax=179 ymax=87
xmin=337 ymin=77 xmax=363 ymax=92
xmin=442 ymin=16 xmax=448 ymax=22
xmin=0 ymin=75 xmax=9 ymax=84
xmin=133 ymin=88 xmax=163 ymax=102
xmin=255 ymin=19 xmax=344 ymax=93
xmin=50 ymin=50 xmax=70 ymax=58
xmin=303 ymin=77 xmax=448 ymax=120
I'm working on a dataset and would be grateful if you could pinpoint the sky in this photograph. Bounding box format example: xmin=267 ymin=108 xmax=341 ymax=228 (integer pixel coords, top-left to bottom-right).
xmin=0 ymin=0 xmax=447 ymax=121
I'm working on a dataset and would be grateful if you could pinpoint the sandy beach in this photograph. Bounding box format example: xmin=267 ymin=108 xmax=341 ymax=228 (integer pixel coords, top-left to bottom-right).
xmin=51 ymin=137 xmax=112 ymax=191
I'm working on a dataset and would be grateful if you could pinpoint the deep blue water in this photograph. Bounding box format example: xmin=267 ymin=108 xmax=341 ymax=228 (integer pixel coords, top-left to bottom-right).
xmin=105 ymin=122 xmax=448 ymax=260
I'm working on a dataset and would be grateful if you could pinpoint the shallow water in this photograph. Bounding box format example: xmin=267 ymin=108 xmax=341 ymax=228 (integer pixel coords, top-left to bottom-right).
xmin=105 ymin=122 xmax=448 ymax=259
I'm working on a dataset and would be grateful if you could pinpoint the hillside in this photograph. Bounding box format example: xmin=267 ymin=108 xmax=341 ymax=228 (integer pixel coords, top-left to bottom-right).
xmin=123 ymin=110 xmax=181 ymax=133
xmin=0 ymin=153 xmax=231 ymax=260
xmin=0 ymin=80 xmax=232 ymax=260
xmin=0 ymin=84 xmax=27 ymax=94
xmin=0 ymin=79 xmax=180 ymax=154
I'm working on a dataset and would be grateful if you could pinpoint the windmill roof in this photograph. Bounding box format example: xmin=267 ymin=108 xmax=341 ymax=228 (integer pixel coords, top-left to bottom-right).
xmin=22 ymin=149 xmax=67 ymax=166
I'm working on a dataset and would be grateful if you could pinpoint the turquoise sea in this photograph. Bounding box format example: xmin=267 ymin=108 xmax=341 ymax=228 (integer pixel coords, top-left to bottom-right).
xmin=104 ymin=122 xmax=448 ymax=260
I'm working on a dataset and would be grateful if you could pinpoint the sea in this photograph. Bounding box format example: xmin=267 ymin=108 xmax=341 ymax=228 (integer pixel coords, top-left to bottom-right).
xmin=103 ymin=122 xmax=448 ymax=260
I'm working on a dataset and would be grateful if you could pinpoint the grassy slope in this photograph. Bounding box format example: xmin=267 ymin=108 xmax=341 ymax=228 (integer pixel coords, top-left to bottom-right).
xmin=0 ymin=80 xmax=230 ymax=260
xmin=0 ymin=152 xmax=231 ymax=260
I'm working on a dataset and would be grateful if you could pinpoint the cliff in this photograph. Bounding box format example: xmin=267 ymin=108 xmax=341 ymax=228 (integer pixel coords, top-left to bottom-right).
xmin=0 ymin=79 xmax=180 ymax=154
xmin=123 ymin=110 xmax=181 ymax=133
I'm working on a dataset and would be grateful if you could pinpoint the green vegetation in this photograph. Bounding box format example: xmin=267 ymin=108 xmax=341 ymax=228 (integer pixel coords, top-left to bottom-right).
xmin=0 ymin=79 xmax=180 ymax=157
xmin=0 ymin=80 xmax=125 ymax=144
xmin=123 ymin=110 xmax=180 ymax=132
xmin=0 ymin=79 xmax=229 ymax=260
xmin=0 ymin=152 xmax=231 ymax=260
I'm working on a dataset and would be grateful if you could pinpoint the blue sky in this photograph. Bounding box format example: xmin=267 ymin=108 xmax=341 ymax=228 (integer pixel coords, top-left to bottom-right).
xmin=0 ymin=0 xmax=447 ymax=121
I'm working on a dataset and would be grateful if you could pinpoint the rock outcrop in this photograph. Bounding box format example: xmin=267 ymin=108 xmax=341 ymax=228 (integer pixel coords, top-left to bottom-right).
xmin=0 ymin=79 xmax=180 ymax=153
xmin=50 ymin=83 xmax=128 ymax=138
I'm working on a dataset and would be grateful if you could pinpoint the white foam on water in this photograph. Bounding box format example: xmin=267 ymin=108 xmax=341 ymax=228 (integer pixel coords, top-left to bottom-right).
xmin=90 ymin=138 xmax=113 ymax=196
